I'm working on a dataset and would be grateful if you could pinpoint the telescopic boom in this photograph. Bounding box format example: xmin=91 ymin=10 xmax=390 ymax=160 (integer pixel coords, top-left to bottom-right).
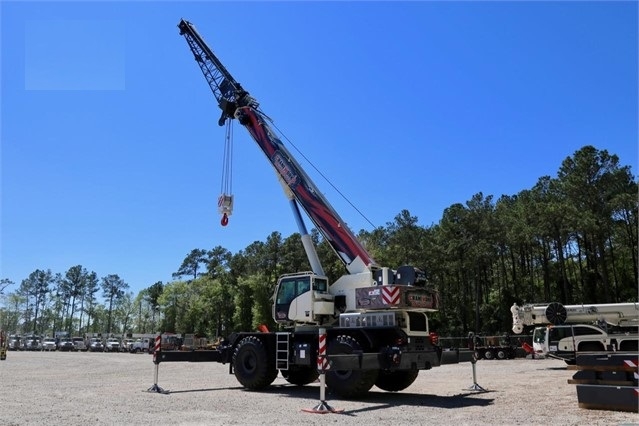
xmin=178 ymin=19 xmax=377 ymax=272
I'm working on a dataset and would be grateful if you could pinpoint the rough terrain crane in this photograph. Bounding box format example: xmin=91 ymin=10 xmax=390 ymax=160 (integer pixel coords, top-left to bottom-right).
xmin=156 ymin=19 xmax=473 ymax=398
xmin=511 ymin=302 xmax=639 ymax=363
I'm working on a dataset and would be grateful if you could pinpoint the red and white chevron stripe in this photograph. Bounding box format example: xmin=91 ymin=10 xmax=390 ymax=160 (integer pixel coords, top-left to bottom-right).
xmin=152 ymin=334 xmax=161 ymax=363
xmin=624 ymin=359 xmax=638 ymax=368
xmin=317 ymin=332 xmax=330 ymax=371
xmin=382 ymin=286 xmax=400 ymax=305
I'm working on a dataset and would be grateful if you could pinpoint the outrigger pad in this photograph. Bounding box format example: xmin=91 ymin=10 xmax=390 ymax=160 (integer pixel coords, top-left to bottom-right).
xmin=146 ymin=384 xmax=169 ymax=395
xmin=302 ymin=401 xmax=344 ymax=415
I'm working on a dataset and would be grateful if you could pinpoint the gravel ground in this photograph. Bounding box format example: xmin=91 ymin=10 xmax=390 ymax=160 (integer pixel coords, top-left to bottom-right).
xmin=0 ymin=350 xmax=637 ymax=426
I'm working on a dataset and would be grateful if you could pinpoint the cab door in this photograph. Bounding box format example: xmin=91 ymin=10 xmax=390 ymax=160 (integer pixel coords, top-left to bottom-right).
xmin=273 ymin=275 xmax=311 ymax=324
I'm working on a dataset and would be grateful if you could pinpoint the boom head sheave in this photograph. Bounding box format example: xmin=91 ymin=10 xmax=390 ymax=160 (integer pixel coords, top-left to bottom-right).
xmin=178 ymin=19 xmax=258 ymax=126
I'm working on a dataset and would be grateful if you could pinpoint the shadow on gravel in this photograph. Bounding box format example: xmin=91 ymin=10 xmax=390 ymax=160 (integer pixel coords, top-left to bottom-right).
xmin=338 ymin=390 xmax=495 ymax=414
xmin=538 ymin=367 xmax=570 ymax=371
xmin=165 ymin=386 xmax=245 ymax=394
xmin=231 ymin=384 xmax=493 ymax=411
xmin=159 ymin=384 xmax=494 ymax=414
xmin=155 ymin=383 xmax=495 ymax=412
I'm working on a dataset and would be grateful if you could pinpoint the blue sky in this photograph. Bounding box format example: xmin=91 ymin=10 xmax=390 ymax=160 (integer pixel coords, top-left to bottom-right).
xmin=2 ymin=1 xmax=637 ymax=297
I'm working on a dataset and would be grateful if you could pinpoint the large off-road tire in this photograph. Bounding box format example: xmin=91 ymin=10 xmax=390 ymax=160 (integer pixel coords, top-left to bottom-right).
xmin=496 ymin=349 xmax=507 ymax=360
xmin=326 ymin=335 xmax=378 ymax=399
xmin=484 ymin=349 xmax=494 ymax=360
xmin=375 ymin=369 xmax=419 ymax=392
xmin=232 ymin=336 xmax=278 ymax=390
xmin=281 ymin=366 xmax=319 ymax=386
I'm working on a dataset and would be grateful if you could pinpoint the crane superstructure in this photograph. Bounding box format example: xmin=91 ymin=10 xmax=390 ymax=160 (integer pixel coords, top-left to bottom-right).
xmin=167 ymin=19 xmax=471 ymax=398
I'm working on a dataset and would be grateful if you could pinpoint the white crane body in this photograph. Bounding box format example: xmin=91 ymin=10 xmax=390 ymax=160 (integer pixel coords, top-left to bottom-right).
xmin=511 ymin=301 xmax=639 ymax=363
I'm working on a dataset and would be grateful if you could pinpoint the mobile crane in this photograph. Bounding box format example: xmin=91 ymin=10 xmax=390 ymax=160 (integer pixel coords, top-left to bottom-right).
xmin=158 ymin=19 xmax=473 ymax=398
xmin=511 ymin=302 xmax=639 ymax=363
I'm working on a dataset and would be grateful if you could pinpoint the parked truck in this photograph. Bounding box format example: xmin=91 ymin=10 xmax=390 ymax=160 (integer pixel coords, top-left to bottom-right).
xmin=469 ymin=333 xmax=521 ymax=360
xmin=104 ymin=338 xmax=121 ymax=352
xmin=130 ymin=337 xmax=154 ymax=354
xmin=156 ymin=20 xmax=474 ymax=399
xmin=511 ymin=302 xmax=639 ymax=363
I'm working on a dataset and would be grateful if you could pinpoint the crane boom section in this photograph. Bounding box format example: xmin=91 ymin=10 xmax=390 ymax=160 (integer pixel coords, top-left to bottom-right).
xmin=511 ymin=302 xmax=639 ymax=334
xmin=178 ymin=20 xmax=251 ymax=125
xmin=235 ymin=106 xmax=376 ymax=269
xmin=178 ymin=19 xmax=377 ymax=271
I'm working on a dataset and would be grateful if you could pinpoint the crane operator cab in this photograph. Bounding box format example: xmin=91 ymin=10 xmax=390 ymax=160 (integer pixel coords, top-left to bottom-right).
xmin=273 ymin=272 xmax=335 ymax=327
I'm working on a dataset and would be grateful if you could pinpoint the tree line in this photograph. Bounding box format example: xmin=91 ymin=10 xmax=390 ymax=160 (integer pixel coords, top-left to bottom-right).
xmin=1 ymin=145 xmax=636 ymax=338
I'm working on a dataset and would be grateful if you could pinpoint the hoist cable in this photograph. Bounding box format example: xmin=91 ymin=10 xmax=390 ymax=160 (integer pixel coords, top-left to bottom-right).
xmin=220 ymin=120 xmax=233 ymax=195
xmin=264 ymin=115 xmax=376 ymax=230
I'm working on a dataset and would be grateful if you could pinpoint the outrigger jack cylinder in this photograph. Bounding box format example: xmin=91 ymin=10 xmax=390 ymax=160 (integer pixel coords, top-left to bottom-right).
xmin=147 ymin=333 xmax=168 ymax=394
xmin=465 ymin=336 xmax=486 ymax=392
xmin=466 ymin=357 xmax=486 ymax=392
xmin=302 ymin=328 xmax=343 ymax=414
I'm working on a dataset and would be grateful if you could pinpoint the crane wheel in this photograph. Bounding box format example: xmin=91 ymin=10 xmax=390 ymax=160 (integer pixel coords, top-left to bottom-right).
xmin=496 ymin=350 xmax=507 ymax=360
xmin=326 ymin=335 xmax=378 ymax=399
xmin=281 ymin=366 xmax=319 ymax=386
xmin=484 ymin=350 xmax=494 ymax=360
xmin=375 ymin=369 xmax=419 ymax=392
xmin=232 ymin=336 xmax=278 ymax=390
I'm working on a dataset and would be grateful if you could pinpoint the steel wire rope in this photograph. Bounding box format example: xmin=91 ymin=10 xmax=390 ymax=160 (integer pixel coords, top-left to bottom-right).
xmin=220 ymin=120 xmax=233 ymax=196
xmin=261 ymin=112 xmax=377 ymax=230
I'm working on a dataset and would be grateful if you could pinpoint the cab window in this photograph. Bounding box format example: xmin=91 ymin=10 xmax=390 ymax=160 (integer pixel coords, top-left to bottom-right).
xmin=297 ymin=279 xmax=310 ymax=294
xmin=574 ymin=326 xmax=602 ymax=336
xmin=277 ymin=276 xmax=312 ymax=304
xmin=549 ymin=327 xmax=572 ymax=341
xmin=313 ymin=278 xmax=328 ymax=292
xmin=277 ymin=279 xmax=297 ymax=305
